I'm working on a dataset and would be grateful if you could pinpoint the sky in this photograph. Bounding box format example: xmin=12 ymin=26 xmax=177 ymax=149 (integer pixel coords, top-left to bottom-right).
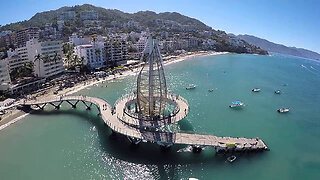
xmin=1 ymin=0 xmax=319 ymax=53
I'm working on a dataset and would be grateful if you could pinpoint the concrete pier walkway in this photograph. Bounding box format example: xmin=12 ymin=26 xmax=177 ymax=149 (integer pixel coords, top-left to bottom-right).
xmin=4 ymin=95 xmax=269 ymax=152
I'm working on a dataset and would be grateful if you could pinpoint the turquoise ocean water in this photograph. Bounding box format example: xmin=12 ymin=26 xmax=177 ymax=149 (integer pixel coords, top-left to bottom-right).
xmin=0 ymin=54 xmax=319 ymax=179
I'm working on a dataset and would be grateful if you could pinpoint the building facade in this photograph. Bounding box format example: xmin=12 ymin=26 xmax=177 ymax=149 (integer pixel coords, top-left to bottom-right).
xmin=80 ymin=11 xmax=98 ymax=20
xmin=15 ymin=27 xmax=40 ymax=48
xmin=69 ymin=34 xmax=91 ymax=46
xmin=0 ymin=60 xmax=11 ymax=91
xmin=105 ymin=39 xmax=128 ymax=67
xmin=57 ymin=11 xmax=76 ymax=20
xmin=26 ymin=39 xmax=65 ymax=78
xmin=0 ymin=31 xmax=15 ymax=49
xmin=74 ymin=42 xmax=106 ymax=69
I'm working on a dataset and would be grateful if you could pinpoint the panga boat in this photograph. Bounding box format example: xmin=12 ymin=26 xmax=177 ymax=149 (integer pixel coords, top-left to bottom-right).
xmin=186 ymin=84 xmax=196 ymax=90
xmin=208 ymin=89 xmax=214 ymax=92
xmin=278 ymin=108 xmax=290 ymax=113
xmin=274 ymin=90 xmax=281 ymax=94
xmin=227 ymin=155 xmax=237 ymax=163
xmin=229 ymin=101 xmax=244 ymax=108
xmin=252 ymin=88 xmax=261 ymax=92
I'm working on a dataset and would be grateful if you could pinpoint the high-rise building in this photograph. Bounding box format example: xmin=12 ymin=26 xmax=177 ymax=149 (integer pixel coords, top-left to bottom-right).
xmin=0 ymin=60 xmax=11 ymax=91
xmin=5 ymin=48 xmax=29 ymax=72
xmin=0 ymin=31 xmax=15 ymax=48
xmin=74 ymin=42 xmax=106 ymax=69
xmin=57 ymin=11 xmax=76 ymax=20
xmin=69 ymin=34 xmax=91 ymax=46
xmin=80 ymin=11 xmax=98 ymax=20
xmin=105 ymin=39 xmax=128 ymax=67
xmin=26 ymin=39 xmax=64 ymax=78
xmin=15 ymin=27 xmax=39 ymax=47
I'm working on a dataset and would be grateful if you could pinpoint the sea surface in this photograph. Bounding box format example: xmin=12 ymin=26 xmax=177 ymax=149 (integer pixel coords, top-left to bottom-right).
xmin=0 ymin=54 xmax=320 ymax=180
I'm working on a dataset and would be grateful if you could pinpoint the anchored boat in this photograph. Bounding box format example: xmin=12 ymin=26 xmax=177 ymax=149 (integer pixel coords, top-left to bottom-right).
xmin=229 ymin=101 xmax=244 ymax=108
xmin=277 ymin=108 xmax=290 ymax=113
xmin=274 ymin=90 xmax=281 ymax=94
xmin=252 ymin=88 xmax=261 ymax=92
xmin=227 ymin=155 xmax=237 ymax=163
xmin=208 ymin=89 xmax=214 ymax=92
xmin=186 ymin=84 xmax=196 ymax=90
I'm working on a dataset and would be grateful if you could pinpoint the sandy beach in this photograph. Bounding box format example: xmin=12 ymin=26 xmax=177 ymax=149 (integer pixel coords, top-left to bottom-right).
xmin=0 ymin=51 xmax=228 ymax=130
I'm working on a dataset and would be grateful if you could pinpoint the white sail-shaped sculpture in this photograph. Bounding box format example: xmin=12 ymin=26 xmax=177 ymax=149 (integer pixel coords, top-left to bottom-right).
xmin=137 ymin=37 xmax=167 ymax=119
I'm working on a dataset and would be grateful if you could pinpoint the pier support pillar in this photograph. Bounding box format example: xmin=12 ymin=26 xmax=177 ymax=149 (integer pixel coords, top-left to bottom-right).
xmin=158 ymin=142 xmax=173 ymax=151
xmin=49 ymin=102 xmax=62 ymax=110
xmin=192 ymin=145 xmax=203 ymax=153
xmin=66 ymin=100 xmax=78 ymax=109
xmin=127 ymin=137 xmax=141 ymax=146
xmin=35 ymin=103 xmax=46 ymax=110
xmin=109 ymin=130 xmax=117 ymax=140
xmin=81 ymin=101 xmax=92 ymax=110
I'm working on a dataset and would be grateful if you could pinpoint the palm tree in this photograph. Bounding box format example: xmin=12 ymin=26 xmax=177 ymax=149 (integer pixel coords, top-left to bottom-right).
xmin=78 ymin=56 xmax=85 ymax=66
xmin=53 ymin=52 xmax=61 ymax=64
xmin=73 ymin=55 xmax=78 ymax=67
xmin=66 ymin=51 xmax=73 ymax=68
xmin=43 ymin=55 xmax=51 ymax=63
xmin=34 ymin=54 xmax=42 ymax=77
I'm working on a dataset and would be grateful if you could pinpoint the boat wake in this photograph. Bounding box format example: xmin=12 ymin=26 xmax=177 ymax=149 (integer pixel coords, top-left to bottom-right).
xmin=301 ymin=64 xmax=320 ymax=76
xmin=310 ymin=66 xmax=319 ymax=72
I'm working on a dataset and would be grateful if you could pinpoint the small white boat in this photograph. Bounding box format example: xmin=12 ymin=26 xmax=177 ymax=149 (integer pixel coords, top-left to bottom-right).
xmin=274 ymin=90 xmax=281 ymax=94
xmin=227 ymin=155 xmax=237 ymax=163
xmin=186 ymin=84 xmax=196 ymax=90
xmin=229 ymin=101 xmax=244 ymax=108
xmin=252 ymin=88 xmax=261 ymax=92
xmin=278 ymin=108 xmax=290 ymax=113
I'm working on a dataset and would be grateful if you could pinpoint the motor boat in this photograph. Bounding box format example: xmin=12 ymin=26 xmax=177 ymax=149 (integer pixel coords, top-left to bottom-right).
xmin=227 ymin=155 xmax=237 ymax=163
xmin=252 ymin=88 xmax=261 ymax=92
xmin=229 ymin=101 xmax=244 ymax=108
xmin=208 ymin=89 xmax=214 ymax=92
xmin=186 ymin=84 xmax=196 ymax=90
xmin=274 ymin=90 xmax=281 ymax=94
xmin=278 ymin=108 xmax=290 ymax=113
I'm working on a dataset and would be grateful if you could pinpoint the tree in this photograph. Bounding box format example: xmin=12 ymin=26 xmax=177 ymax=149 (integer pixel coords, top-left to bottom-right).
xmin=53 ymin=52 xmax=60 ymax=63
xmin=73 ymin=55 xmax=78 ymax=67
xmin=34 ymin=54 xmax=42 ymax=77
xmin=65 ymin=51 xmax=73 ymax=69
xmin=43 ymin=55 xmax=51 ymax=63
xmin=78 ymin=56 xmax=85 ymax=66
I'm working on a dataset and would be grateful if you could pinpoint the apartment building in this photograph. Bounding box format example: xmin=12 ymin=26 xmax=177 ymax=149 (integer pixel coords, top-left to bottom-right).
xmin=69 ymin=33 xmax=91 ymax=46
xmin=15 ymin=27 xmax=39 ymax=47
xmin=105 ymin=39 xmax=128 ymax=66
xmin=26 ymin=39 xmax=65 ymax=78
xmin=57 ymin=11 xmax=76 ymax=20
xmin=74 ymin=42 xmax=106 ymax=69
xmin=0 ymin=60 xmax=11 ymax=91
xmin=80 ymin=11 xmax=98 ymax=20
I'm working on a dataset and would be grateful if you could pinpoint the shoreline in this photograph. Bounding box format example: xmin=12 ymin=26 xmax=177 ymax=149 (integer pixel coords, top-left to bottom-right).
xmin=0 ymin=51 xmax=228 ymax=131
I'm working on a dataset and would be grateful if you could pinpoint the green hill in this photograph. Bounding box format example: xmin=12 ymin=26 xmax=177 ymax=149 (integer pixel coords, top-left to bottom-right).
xmin=0 ymin=4 xmax=267 ymax=55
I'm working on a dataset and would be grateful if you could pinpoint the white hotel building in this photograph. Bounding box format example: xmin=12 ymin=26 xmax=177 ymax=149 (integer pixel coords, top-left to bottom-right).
xmin=0 ymin=60 xmax=11 ymax=91
xmin=26 ymin=39 xmax=65 ymax=78
xmin=74 ymin=42 xmax=106 ymax=69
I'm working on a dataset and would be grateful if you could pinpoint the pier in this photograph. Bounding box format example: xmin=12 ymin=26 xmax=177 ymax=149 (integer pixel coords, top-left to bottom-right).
xmin=5 ymin=94 xmax=268 ymax=152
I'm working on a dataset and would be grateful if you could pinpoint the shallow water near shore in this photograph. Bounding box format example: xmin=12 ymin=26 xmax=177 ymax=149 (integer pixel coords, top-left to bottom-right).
xmin=0 ymin=54 xmax=320 ymax=179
